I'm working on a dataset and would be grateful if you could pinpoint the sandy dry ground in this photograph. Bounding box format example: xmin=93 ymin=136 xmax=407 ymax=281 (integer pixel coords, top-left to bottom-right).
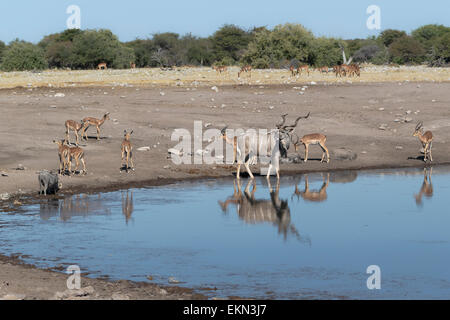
xmin=1 ymin=68 xmax=450 ymax=299
xmin=0 ymin=65 xmax=449 ymax=89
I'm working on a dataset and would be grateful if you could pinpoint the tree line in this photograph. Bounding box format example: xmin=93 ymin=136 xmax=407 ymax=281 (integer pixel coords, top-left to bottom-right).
xmin=0 ymin=23 xmax=448 ymax=71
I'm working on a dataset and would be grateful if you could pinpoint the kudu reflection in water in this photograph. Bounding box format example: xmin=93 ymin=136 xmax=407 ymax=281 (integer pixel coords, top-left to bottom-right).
xmin=414 ymin=167 xmax=433 ymax=206
xmin=122 ymin=190 xmax=134 ymax=224
xmin=292 ymin=173 xmax=330 ymax=203
xmin=219 ymin=179 xmax=311 ymax=244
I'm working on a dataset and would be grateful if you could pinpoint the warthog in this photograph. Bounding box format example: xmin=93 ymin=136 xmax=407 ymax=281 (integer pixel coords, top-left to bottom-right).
xmin=38 ymin=170 xmax=62 ymax=195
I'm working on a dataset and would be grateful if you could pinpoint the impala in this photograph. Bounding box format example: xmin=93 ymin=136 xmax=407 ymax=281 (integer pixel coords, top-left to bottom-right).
xmin=130 ymin=62 xmax=136 ymax=69
xmin=81 ymin=112 xmax=110 ymax=141
xmin=316 ymin=66 xmax=329 ymax=74
xmin=121 ymin=130 xmax=135 ymax=172
xmin=297 ymin=65 xmax=310 ymax=76
xmin=53 ymin=139 xmax=70 ymax=174
xmin=97 ymin=62 xmax=107 ymax=70
xmin=413 ymin=122 xmax=433 ymax=162
xmin=213 ymin=66 xmax=227 ymax=73
xmin=238 ymin=65 xmax=252 ymax=78
xmin=289 ymin=65 xmax=297 ymax=77
xmin=65 ymin=120 xmax=84 ymax=146
xmin=293 ymin=133 xmax=330 ymax=163
xmin=67 ymin=145 xmax=87 ymax=176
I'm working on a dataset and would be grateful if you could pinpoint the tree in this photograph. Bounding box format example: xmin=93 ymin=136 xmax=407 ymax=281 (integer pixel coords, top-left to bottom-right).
xmin=0 ymin=40 xmax=6 ymax=63
xmin=353 ymin=44 xmax=382 ymax=63
xmin=1 ymin=40 xmax=48 ymax=71
xmin=242 ymin=23 xmax=315 ymax=68
xmin=389 ymin=36 xmax=426 ymax=64
xmin=428 ymin=32 xmax=450 ymax=66
xmin=378 ymin=29 xmax=407 ymax=47
xmin=125 ymin=39 xmax=156 ymax=67
xmin=310 ymin=37 xmax=342 ymax=66
xmin=70 ymin=29 xmax=133 ymax=69
xmin=412 ymin=24 xmax=450 ymax=47
xmin=211 ymin=25 xmax=251 ymax=63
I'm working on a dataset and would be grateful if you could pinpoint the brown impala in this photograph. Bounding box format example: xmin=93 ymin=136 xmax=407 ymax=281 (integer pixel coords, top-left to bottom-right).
xmin=413 ymin=122 xmax=433 ymax=162
xmin=121 ymin=130 xmax=135 ymax=172
xmin=238 ymin=65 xmax=252 ymax=78
xmin=65 ymin=120 xmax=84 ymax=146
xmin=81 ymin=112 xmax=110 ymax=141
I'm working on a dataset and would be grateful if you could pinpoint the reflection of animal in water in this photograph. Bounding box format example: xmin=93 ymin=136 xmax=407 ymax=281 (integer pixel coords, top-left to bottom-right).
xmin=414 ymin=168 xmax=433 ymax=206
xmin=39 ymin=199 xmax=60 ymax=220
xmin=293 ymin=173 xmax=330 ymax=203
xmin=122 ymin=191 xmax=134 ymax=224
xmin=219 ymin=179 xmax=310 ymax=244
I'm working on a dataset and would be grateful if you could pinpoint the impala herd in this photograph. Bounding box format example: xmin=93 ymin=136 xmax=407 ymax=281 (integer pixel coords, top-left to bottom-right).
xmin=55 ymin=112 xmax=135 ymax=177
xmin=49 ymin=63 xmax=433 ymax=189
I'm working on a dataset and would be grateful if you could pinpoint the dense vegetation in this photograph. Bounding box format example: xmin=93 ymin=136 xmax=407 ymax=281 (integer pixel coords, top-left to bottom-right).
xmin=0 ymin=23 xmax=449 ymax=71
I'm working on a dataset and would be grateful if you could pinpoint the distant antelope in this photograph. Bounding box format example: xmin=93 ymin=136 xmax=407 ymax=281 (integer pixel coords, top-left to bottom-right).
xmin=413 ymin=122 xmax=433 ymax=162
xmin=65 ymin=120 xmax=84 ymax=146
xmin=316 ymin=66 xmax=329 ymax=74
xmin=297 ymin=65 xmax=310 ymax=76
xmin=97 ymin=62 xmax=107 ymax=70
xmin=130 ymin=62 xmax=136 ymax=69
xmin=53 ymin=140 xmax=70 ymax=174
xmin=213 ymin=66 xmax=227 ymax=73
xmin=293 ymin=173 xmax=330 ymax=202
xmin=238 ymin=65 xmax=252 ymax=78
xmin=81 ymin=112 xmax=110 ymax=141
xmin=289 ymin=65 xmax=297 ymax=76
xmin=68 ymin=145 xmax=87 ymax=176
xmin=121 ymin=130 xmax=134 ymax=172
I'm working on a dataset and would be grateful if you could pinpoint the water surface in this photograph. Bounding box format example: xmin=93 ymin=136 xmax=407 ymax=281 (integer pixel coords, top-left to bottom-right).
xmin=1 ymin=167 xmax=449 ymax=299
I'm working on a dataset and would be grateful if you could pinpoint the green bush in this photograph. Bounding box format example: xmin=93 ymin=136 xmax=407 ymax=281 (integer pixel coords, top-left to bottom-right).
xmin=242 ymin=23 xmax=314 ymax=68
xmin=70 ymin=29 xmax=133 ymax=69
xmin=0 ymin=40 xmax=5 ymax=63
xmin=389 ymin=36 xmax=426 ymax=64
xmin=378 ymin=29 xmax=407 ymax=47
xmin=211 ymin=25 xmax=251 ymax=63
xmin=1 ymin=40 xmax=48 ymax=71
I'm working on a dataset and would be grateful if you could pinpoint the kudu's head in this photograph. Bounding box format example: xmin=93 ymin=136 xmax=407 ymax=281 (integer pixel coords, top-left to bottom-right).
xmin=276 ymin=113 xmax=310 ymax=157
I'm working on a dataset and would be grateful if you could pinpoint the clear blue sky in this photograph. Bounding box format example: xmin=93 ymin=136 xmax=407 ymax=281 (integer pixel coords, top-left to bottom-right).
xmin=0 ymin=0 xmax=448 ymax=43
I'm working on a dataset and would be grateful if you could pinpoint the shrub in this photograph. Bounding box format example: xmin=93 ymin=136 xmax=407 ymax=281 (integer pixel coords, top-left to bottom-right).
xmin=389 ymin=36 xmax=426 ymax=64
xmin=1 ymin=40 xmax=48 ymax=71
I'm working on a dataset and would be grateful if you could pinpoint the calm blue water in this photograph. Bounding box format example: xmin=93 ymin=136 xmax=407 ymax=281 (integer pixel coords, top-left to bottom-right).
xmin=1 ymin=167 xmax=450 ymax=299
